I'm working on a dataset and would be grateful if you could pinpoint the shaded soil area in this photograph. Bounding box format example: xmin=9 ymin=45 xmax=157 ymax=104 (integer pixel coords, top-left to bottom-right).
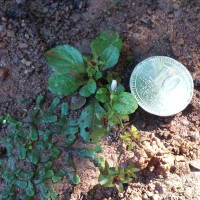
xmin=0 ymin=0 xmax=199 ymax=199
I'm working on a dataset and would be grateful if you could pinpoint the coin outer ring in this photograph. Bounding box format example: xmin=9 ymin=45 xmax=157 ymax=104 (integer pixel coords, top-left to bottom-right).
xmin=129 ymin=56 xmax=194 ymax=116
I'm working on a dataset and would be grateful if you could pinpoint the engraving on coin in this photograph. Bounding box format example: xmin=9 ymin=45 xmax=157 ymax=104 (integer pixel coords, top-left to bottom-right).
xmin=130 ymin=56 xmax=194 ymax=116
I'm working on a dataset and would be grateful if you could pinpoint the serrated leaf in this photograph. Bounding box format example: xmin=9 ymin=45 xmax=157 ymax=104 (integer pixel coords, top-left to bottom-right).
xmin=112 ymin=92 xmax=138 ymax=115
xmin=30 ymin=124 xmax=38 ymax=141
xmin=48 ymin=73 xmax=84 ymax=96
xmin=96 ymin=88 xmax=110 ymax=103
xmin=91 ymin=30 xmax=122 ymax=58
xmin=45 ymin=45 xmax=85 ymax=74
xmin=100 ymin=46 xmax=119 ymax=70
xmin=79 ymin=100 xmax=107 ymax=142
xmin=70 ymin=95 xmax=86 ymax=110
xmin=18 ymin=146 xmax=27 ymax=159
xmin=26 ymin=181 xmax=35 ymax=197
xmin=15 ymin=180 xmax=28 ymax=189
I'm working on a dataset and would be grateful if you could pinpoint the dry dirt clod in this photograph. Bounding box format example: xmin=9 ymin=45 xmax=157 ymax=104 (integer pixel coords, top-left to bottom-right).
xmin=0 ymin=67 xmax=9 ymax=81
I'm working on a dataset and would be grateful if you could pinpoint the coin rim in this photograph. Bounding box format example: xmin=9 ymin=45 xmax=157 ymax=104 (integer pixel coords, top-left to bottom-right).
xmin=129 ymin=56 xmax=194 ymax=116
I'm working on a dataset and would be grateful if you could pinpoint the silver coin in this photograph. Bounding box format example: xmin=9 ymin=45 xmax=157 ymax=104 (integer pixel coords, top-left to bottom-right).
xmin=130 ymin=56 xmax=194 ymax=116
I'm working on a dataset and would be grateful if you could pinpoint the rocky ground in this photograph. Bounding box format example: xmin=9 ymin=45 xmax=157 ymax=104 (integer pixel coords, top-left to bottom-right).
xmin=0 ymin=0 xmax=199 ymax=199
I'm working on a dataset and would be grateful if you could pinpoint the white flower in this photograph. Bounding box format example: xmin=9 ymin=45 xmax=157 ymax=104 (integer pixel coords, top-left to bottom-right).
xmin=111 ymin=80 xmax=117 ymax=92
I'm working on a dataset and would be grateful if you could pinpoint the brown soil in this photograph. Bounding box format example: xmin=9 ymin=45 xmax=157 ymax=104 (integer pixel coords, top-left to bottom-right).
xmin=0 ymin=0 xmax=199 ymax=199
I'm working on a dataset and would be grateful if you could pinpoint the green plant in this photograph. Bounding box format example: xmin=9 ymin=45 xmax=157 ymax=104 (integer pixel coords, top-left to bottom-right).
xmin=0 ymin=96 xmax=102 ymax=199
xmin=98 ymin=161 xmax=140 ymax=192
xmin=45 ymin=30 xmax=140 ymax=192
xmin=45 ymin=30 xmax=138 ymax=143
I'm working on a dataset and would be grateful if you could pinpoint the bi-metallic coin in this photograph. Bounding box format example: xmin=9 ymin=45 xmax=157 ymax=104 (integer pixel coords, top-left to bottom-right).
xmin=130 ymin=56 xmax=194 ymax=116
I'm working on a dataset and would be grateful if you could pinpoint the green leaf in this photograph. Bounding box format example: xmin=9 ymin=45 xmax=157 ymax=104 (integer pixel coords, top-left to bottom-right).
xmin=38 ymin=115 xmax=57 ymax=124
xmin=39 ymin=183 xmax=50 ymax=199
xmin=49 ymin=185 xmax=59 ymax=200
xmin=36 ymin=95 xmax=44 ymax=108
xmin=45 ymin=45 xmax=85 ymax=74
xmin=96 ymin=88 xmax=110 ymax=103
xmin=87 ymin=78 xmax=97 ymax=94
xmin=44 ymin=161 xmax=53 ymax=170
xmin=61 ymin=102 xmax=69 ymax=117
xmin=6 ymin=143 xmax=13 ymax=157
xmin=51 ymin=147 xmax=60 ymax=160
xmin=52 ymin=173 xmax=63 ymax=183
xmin=95 ymin=71 xmax=102 ymax=79
xmin=15 ymin=170 xmax=34 ymax=180
xmin=112 ymin=92 xmax=138 ymax=115
xmin=70 ymin=95 xmax=86 ymax=110
xmin=48 ymin=73 xmax=84 ymax=96
xmin=47 ymin=97 xmax=60 ymax=113
xmin=67 ymin=172 xmax=80 ymax=185
xmin=18 ymin=146 xmax=27 ymax=159
xmin=79 ymin=100 xmax=108 ymax=142
xmin=27 ymin=149 xmax=39 ymax=164
xmin=15 ymin=180 xmax=28 ymax=189
xmin=26 ymin=181 xmax=35 ymax=197
xmin=79 ymin=84 xmax=91 ymax=97
xmin=91 ymin=30 xmax=122 ymax=58
xmin=42 ymin=170 xmax=54 ymax=181
xmin=74 ymin=145 xmax=102 ymax=164
xmin=30 ymin=124 xmax=38 ymax=141
xmin=100 ymin=46 xmax=119 ymax=70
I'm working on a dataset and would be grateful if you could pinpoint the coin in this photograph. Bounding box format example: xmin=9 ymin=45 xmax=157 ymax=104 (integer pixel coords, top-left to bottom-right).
xmin=130 ymin=56 xmax=194 ymax=116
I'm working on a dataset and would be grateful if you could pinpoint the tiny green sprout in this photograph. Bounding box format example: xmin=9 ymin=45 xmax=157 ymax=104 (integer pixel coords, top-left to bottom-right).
xmin=98 ymin=161 xmax=140 ymax=192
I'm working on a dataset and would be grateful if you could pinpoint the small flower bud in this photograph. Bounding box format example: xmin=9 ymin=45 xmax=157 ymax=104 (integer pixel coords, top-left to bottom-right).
xmin=111 ymin=80 xmax=117 ymax=92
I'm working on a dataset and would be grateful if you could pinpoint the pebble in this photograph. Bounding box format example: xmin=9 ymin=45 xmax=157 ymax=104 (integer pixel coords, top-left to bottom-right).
xmin=152 ymin=194 xmax=160 ymax=200
xmin=19 ymin=43 xmax=28 ymax=49
xmin=6 ymin=30 xmax=15 ymax=37
xmin=177 ymin=38 xmax=184 ymax=45
xmin=0 ymin=67 xmax=9 ymax=81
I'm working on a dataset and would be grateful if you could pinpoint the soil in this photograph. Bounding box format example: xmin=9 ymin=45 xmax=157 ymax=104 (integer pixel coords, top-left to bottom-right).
xmin=0 ymin=0 xmax=200 ymax=200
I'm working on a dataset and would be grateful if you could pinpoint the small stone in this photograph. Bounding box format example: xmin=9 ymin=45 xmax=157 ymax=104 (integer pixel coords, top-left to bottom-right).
xmin=0 ymin=67 xmax=9 ymax=81
xmin=175 ymin=155 xmax=185 ymax=162
xmin=148 ymin=183 xmax=156 ymax=191
xmin=177 ymin=38 xmax=184 ymax=45
xmin=25 ymin=61 xmax=32 ymax=67
xmin=0 ymin=25 xmax=4 ymax=32
xmin=19 ymin=43 xmax=28 ymax=49
xmin=142 ymin=193 xmax=148 ymax=200
xmin=25 ymin=34 xmax=29 ymax=39
xmin=152 ymin=194 xmax=160 ymax=200
xmin=7 ymin=30 xmax=15 ymax=37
